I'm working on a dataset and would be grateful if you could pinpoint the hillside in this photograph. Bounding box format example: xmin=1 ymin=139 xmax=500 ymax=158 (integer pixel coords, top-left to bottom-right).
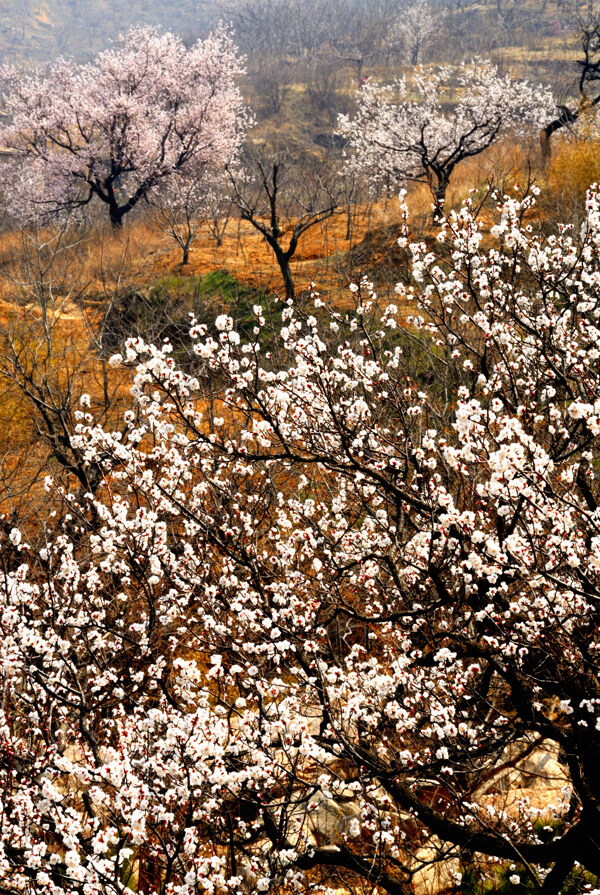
xmin=0 ymin=0 xmax=587 ymax=83
xmin=2 ymin=3 xmax=600 ymax=892
xmin=0 ymin=0 xmax=214 ymax=64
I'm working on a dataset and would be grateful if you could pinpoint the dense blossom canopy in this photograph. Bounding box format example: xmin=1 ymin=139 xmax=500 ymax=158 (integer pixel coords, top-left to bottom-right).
xmin=339 ymin=61 xmax=555 ymax=211
xmin=3 ymin=188 xmax=600 ymax=894
xmin=0 ymin=26 xmax=245 ymax=227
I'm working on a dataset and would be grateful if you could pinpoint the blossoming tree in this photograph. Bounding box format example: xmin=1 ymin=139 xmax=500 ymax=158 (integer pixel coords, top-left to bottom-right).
xmin=541 ymin=4 xmax=600 ymax=163
xmin=338 ymin=61 xmax=555 ymax=214
xmin=389 ymin=1 xmax=441 ymax=66
xmin=4 ymin=186 xmax=600 ymax=894
xmin=0 ymin=27 xmax=246 ymax=228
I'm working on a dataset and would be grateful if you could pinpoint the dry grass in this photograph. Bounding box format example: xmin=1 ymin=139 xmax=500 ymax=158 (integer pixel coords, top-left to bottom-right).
xmin=0 ymin=131 xmax=577 ymax=525
xmin=546 ymin=126 xmax=600 ymax=224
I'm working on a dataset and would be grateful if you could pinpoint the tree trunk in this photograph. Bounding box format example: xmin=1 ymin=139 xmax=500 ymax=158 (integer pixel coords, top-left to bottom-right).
xmin=280 ymin=257 xmax=295 ymax=301
xmin=432 ymin=177 xmax=449 ymax=220
xmin=109 ymin=204 xmax=124 ymax=229
xmin=540 ymin=105 xmax=587 ymax=170
xmin=540 ymin=128 xmax=552 ymax=167
xmin=181 ymin=244 xmax=190 ymax=265
xmin=274 ymin=247 xmax=295 ymax=301
xmin=264 ymin=232 xmax=296 ymax=301
xmin=106 ymin=181 xmax=125 ymax=229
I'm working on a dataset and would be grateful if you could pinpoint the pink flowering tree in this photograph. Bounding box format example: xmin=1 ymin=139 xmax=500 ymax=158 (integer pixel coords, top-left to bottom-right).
xmin=5 ymin=187 xmax=600 ymax=893
xmin=338 ymin=60 xmax=555 ymax=214
xmin=0 ymin=26 xmax=246 ymax=228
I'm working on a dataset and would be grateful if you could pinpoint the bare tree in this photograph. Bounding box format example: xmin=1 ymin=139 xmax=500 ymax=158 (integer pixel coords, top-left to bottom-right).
xmin=202 ymin=188 xmax=236 ymax=250
xmin=149 ymin=168 xmax=231 ymax=266
xmin=330 ymin=0 xmax=388 ymax=82
xmin=302 ymin=58 xmax=346 ymax=126
xmin=218 ymin=0 xmax=292 ymax=58
xmin=228 ymin=147 xmax=344 ymax=299
xmin=253 ymin=55 xmax=296 ymax=117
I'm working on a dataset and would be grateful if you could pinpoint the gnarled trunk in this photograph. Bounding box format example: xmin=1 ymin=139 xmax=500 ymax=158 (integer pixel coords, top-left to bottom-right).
xmin=432 ymin=176 xmax=449 ymax=220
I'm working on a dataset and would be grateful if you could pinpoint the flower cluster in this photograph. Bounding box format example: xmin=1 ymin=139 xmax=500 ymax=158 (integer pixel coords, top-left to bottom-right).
xmin=3 ymin=187 xmax=600 ymax=893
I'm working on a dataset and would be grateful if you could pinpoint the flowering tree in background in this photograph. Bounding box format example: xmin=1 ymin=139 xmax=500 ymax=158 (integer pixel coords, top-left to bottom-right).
xmin=339 ymin=61 xmax=555 ymax=214
xmin=0 ymin=26 xmax=246 ymax=228
xmin=5 ymin=186 xmax=600 ymax=894
xmin=389 ymin=1 xmax=441 ymax=66
xmin=541 ymin=3 xmax=600 ymax=163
